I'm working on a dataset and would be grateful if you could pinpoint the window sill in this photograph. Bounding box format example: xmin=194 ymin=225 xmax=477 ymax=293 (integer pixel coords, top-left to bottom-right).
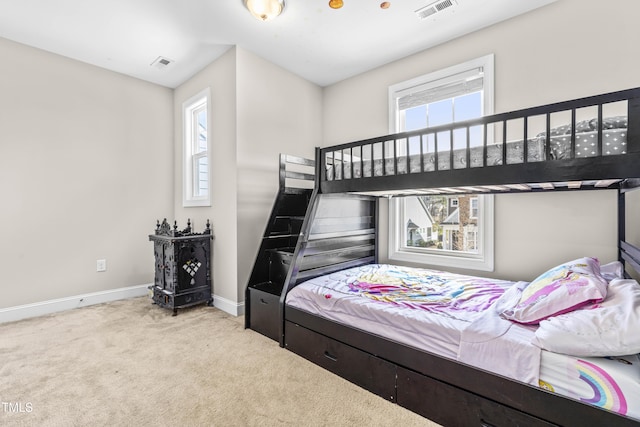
xmin=388 ymin=249 xmax=494 ymax=272
xmin=182 ymin=199 xmax=211 ymax=208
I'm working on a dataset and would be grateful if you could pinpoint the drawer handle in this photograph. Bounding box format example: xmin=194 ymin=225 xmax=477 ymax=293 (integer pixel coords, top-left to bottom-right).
xmin=480 ymin=420 xmax=496 ymax=427
xmin=259 ymin=298 xmax=269 ymax=305
xmin=324 ymin=351 xmax=338 ymax=362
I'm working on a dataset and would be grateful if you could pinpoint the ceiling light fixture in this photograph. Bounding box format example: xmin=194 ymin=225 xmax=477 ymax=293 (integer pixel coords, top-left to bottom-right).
xmin=380 ymin=2 xmax=391 ymax=9
xmin=245 ymin=0 xmax=285 ymax=21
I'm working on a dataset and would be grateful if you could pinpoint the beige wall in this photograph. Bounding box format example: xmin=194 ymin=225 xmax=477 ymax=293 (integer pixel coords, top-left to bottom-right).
xmin=235 ymin=49 xmax=321 ymax=302
xmin=1 ymin=39 xmax=321 ymax=314
xmin=3 ymin=0 xmax=638 ymax=311
xmin=173 ymin=48 xmax=239 ymax=309
xmin=322 ymin=0 xmax=640 ymax=281
xmin=173 ymin=47 xmax=321 ymax=313
xmin=0 ymin=37 xmax=173 ymax=308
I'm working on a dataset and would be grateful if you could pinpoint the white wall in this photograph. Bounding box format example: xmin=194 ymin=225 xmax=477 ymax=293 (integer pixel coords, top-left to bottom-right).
xmin=173 ymin=47 xmax=322 ymax=314
xmin=322 ymin=0 xmax=640 ymax=281
xmin=0 ymin=37 xmax=173 ymax=309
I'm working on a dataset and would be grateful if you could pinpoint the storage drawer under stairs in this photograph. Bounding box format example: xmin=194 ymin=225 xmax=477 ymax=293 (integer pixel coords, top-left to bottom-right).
xmin=247 ymin=282 xmax=281 ymax=341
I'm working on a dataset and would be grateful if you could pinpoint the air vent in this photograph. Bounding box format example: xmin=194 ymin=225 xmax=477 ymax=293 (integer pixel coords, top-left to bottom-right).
xmin=150 ymin=56 xmax=174 ymax=70
xmin=415 ymin=0 xmax=457 ymax=20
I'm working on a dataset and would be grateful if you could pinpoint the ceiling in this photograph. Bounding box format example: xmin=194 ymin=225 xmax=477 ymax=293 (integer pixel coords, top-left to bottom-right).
xmin=0 ymin=0 xmax=557 ymax=88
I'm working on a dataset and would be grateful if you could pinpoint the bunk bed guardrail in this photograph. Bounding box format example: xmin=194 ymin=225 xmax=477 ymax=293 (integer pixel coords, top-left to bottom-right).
xmin=320 ymin=87 xmax=640 ymax=195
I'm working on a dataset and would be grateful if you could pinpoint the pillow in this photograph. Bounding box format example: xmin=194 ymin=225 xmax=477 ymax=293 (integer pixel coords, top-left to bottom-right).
xmin=601 ymin=260 xmax=624 ymax=282
xmin=534 ymin=279 xmax=640 ymax=356
xmin=501 ymin=257 xmax=607 ymax=324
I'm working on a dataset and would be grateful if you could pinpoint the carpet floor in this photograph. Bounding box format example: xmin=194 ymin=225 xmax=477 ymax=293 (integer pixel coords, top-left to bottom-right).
xmin=0 ymin=297 xmax=439 ymax=426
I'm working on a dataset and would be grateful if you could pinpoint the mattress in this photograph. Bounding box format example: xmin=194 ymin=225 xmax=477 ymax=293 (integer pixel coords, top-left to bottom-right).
xmin=326 ymin=116 xmax=628 ymax=180
xmin=539 ymin=352 xmax=640 ymax=420
xmin=285 ymin=263 xmax=640 ymax=420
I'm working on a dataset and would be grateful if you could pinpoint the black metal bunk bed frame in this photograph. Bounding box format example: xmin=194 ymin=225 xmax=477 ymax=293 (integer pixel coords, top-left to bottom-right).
xmin=277 ymin=87 xmax=640 ymax=426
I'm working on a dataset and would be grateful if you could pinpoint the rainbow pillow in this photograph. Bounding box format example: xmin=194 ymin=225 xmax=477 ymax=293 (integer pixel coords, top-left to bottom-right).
xmin=502 ymin=257 xmax=607 ymax=325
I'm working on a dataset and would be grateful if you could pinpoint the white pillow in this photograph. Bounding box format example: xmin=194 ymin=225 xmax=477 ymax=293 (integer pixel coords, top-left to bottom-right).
xmin=600 ymin=261 xmax=624 ymax=282
xmin=534 ymin=279 xmax=640 ymax=356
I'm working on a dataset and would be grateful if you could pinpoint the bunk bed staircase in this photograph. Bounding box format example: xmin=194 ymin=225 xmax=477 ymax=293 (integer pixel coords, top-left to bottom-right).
xmin=245 ymin=154 xmax=315 ymax=341
xmin=246 ymin=154 xmax=379 ymax=344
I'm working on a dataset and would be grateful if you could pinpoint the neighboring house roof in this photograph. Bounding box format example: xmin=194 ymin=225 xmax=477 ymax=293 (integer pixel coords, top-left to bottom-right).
xmin=407 ymin=219 xmax=420 ymax=230
xmin=441 ymin=208 xmax=459 ymax=225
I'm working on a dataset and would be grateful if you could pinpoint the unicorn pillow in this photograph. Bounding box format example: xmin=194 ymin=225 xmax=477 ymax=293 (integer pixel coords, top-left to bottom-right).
xmin=501 ymin=257 xmax=608 ymax=325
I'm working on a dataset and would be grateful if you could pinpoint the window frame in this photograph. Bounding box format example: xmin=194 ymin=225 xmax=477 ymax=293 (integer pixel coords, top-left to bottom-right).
xmin=182 ymin=88 xmax=211 ymax=207
xmin=387 ymin=55 xmax=495 ymax=271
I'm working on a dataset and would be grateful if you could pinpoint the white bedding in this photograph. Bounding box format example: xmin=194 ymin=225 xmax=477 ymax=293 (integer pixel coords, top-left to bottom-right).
xmin=285 ymin=264 xmax=539 ymax=382
xmin=285 ymin=263 xmax=640 ymax=419
xmin=458 ymin=281 xmax=540 ymax=385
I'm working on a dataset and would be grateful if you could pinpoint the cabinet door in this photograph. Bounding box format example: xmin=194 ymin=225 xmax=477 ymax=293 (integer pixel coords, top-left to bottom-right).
xmin=176 ymin=240 xmax=208 ymax=292
xmin=153 ymin=242 xmax=166 ymax=289
xmin=164 ymin=242 xmax=176 ymax=291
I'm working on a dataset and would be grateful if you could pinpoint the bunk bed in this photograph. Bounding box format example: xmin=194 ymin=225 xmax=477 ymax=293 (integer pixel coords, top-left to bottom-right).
xmin=276 ymin=87 xmax=640 ymax=427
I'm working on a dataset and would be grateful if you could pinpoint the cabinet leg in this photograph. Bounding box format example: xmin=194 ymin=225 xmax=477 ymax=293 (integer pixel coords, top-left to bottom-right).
xmin=172 ymin=308 xmax=178 ymax=316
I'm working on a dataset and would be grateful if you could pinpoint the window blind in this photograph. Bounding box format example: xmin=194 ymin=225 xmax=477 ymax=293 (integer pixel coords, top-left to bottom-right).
xmin=397 ymin=67 xmax=483 ymax=111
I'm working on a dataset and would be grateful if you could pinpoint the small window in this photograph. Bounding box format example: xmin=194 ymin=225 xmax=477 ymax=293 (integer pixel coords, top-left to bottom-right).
xmin=466 ymin=230 xmax=478 ymax=251
xmin=470 ymin=197 xmax=479 ymax=219
xmin=183 ymin=88 xmax=210 ymax=207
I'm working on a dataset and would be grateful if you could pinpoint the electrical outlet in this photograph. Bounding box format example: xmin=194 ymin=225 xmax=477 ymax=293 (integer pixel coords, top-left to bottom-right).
xmin=96 ymin=259 xmax=107 ymax=272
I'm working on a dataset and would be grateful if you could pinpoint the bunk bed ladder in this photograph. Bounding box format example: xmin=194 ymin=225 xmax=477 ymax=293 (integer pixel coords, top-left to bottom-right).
xmin=245 ymin=154 xmax=315 ymax=341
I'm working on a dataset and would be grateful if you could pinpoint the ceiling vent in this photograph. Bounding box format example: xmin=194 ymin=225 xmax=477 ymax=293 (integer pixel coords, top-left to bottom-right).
xmin=415 ymin=0 xmax=457 ymax=20
xmin=151 ymin=56 xmax=174 ymax=70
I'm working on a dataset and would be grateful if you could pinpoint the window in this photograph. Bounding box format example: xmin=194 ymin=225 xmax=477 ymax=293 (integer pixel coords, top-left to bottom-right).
xmin=467 ymin=231 xmax=478 ymax=252
xmin=387 ymin=55 xmax=494 ymax=271
xmin=183 ymin=88 xmax=211 ymax=207
xmin=470 ymin=197 xmax=479 ymax=219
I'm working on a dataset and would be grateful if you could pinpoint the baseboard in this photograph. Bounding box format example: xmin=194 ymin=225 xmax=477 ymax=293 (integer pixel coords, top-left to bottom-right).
xmin=0 ymin=284 xmax=151 ymax=324
xmin=1 ymin=286 xmax=246 ymax=324
xmin=213 ymin=294 xmax=245 ymax=317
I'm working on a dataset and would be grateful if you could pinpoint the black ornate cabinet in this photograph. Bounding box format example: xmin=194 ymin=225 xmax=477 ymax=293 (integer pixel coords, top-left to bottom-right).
xmin=149 ymin=219 xmax=213 ymax=315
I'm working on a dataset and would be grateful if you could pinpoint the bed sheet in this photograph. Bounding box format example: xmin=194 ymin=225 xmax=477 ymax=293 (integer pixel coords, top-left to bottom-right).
xmin=285 ymin=263 xmax=528 ymax=364
xmin=539 ymin=351 xmax=640 ymax=420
